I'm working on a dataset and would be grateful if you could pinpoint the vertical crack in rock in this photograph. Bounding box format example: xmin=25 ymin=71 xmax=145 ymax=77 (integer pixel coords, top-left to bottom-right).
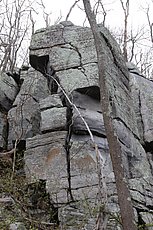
xmin=64 ymin=97 xmax=74 ymax=202
xmin=45 ymin=61 xmax=59 ymax=94
xmin=30 ymin=54 xmax=59 ymax=94
xmin=61 ymin=26 xmax=90 ymax=83
xmin=68 ymin=42 xmax=90 ymax=83
xmin=100 ymin=30 xmax=129 ymax=90
xmin=30 ymin=53 xmax=74 ymax=202
xmin=138 ymin=90 xmax=145 ymax=143
xmin=26 ymin=22 xmax=153 ymax=229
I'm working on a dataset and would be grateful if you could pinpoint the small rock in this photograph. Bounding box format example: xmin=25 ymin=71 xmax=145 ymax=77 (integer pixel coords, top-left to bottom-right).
xmin=0 ymin=196 xmax=14 ymax=206
xmin=60 ymin=21 xmax=74 ymax=27
xmin=39 ymin=94 xmax=63 ymax=111
xmin=9 ymin=222 xmax=27 ymax=230
xmin=41 ymin=107 xmax=67 ymax=132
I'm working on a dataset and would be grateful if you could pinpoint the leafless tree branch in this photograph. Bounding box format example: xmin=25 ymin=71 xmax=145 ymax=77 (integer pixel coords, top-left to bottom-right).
xmin=65 ymin=0 xmax=81 ymax=21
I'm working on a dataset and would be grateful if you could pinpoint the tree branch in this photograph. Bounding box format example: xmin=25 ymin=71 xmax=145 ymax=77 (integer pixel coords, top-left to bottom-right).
xmin=82 ymin=0 xmax=137 ymax=229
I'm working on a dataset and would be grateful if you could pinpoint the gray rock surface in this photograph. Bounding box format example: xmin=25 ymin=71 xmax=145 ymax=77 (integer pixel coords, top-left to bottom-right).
xmin=28 ymin=22 xmax=153 ymax=229
xmin=41 ymin=107 xmax=67 ymax=132
xmin=1 ymin=22 xmax=153 ymax=229
xmin=27 ymin=22 xmax=153 ymax=229
xmin=39 ymin=94 xmax=63 ymax=110
xmin=39 ymin=94 xmax=67 ymax=132
xmin=7 ymin=68 xmax=50 ymax=148
xmin=24 ymin=131 xmax=68 ymax=200
xmin=9 ymin=222 xmax=27 ymax=230
xmin=130 ymin=71 xmax=153 ymax=143
xmin=72 ymin=90 xmax=105 ymax=136
xmin=0 ymin=112 xmax=8 ymax=149
xmin=0 ymin=72 xmax=19 ymax=111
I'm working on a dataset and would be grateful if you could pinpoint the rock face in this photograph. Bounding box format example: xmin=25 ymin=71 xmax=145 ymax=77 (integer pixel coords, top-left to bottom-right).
xmin=7 ymin=68 xmax=50 ymax=148
xmin=0 ymin=72 xmax=19 ymax=112
xmin=1 ymin=22 xmax=153 ymax=229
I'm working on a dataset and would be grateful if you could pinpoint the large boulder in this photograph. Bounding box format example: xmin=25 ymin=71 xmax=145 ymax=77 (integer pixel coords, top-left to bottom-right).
xmin=1 ymin=22 xmax=153 ymax=229
xmin=25 ymin=22 xmax=153 ymax=229
xmin=7 ymin=68 xmax=50 ymax=148
xmin=0 ymin=72 xmax=19 ymax=112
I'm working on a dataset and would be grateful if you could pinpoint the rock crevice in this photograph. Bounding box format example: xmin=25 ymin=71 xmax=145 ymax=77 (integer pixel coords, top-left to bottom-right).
xmin=0 ymin=21 xmax=153 ymax=229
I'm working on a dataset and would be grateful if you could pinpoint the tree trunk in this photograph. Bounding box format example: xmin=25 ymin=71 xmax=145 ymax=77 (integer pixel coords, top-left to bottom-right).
xmin=82 ymin=1 xmax=137 ymax=230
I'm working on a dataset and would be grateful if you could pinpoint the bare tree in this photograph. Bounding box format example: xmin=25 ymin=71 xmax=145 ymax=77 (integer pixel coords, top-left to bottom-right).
xmin=130 ymin=1 xmax=153 ymax=78
xmin=93 ymin=0 xmax=107 ymax=26
xmin=128 ymin=27 xmax=145 ymax=62
xmin=134 ymin=47 xmax=153 ymax=78
xmin=82 ymin=0 xmax=137 ymax=229
xmin=112 ymin=25 xmax=147 ymax=63
xmin=145 ymin=4 xmax=153 ymax=43
xmin=119 ymin=0 xmax=130 ymax=61
xmin=37 ymin=0 xmax=52 ymax=27
xmin=65 ymin=0 xmax=81 ymax=21
xmin=0 ymin=0 xmax=38 ymax=72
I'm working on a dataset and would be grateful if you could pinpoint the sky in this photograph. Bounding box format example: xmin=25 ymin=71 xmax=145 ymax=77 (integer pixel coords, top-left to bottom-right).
xmin=2 ymin=0 xmax=152 ymax=72
xmin=34 ymin=0 xmax=153 ymax=31
xmin=31 ymin=0 xmax=153 ymax=77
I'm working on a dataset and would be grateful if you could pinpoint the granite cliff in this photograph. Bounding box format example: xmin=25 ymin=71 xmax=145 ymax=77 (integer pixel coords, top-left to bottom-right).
xmin=0 ymin=21 xmax=153 ymax=229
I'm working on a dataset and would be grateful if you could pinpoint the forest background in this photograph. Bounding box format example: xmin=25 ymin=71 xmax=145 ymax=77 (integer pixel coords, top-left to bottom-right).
xmin=0 ymin=0 xmax=153 ymax=77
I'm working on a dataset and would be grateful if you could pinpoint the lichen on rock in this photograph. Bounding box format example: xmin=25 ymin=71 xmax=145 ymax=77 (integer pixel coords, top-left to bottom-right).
xmin=0 ymin=21 xmax=153 ymax=229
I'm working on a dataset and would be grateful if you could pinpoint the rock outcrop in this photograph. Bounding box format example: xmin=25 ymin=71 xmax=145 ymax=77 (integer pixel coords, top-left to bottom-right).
xmin=0 ymin=22 xmax=153 ymax=229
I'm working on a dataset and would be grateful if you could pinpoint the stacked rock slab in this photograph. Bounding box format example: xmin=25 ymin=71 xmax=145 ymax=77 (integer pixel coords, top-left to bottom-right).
xmin=4 ymin=22 xmax=153 ymax=229
xmin=0 ymin=72 xmax=19 ymax=149
xmin=7 ymin=68 xmax=50 ymax=149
